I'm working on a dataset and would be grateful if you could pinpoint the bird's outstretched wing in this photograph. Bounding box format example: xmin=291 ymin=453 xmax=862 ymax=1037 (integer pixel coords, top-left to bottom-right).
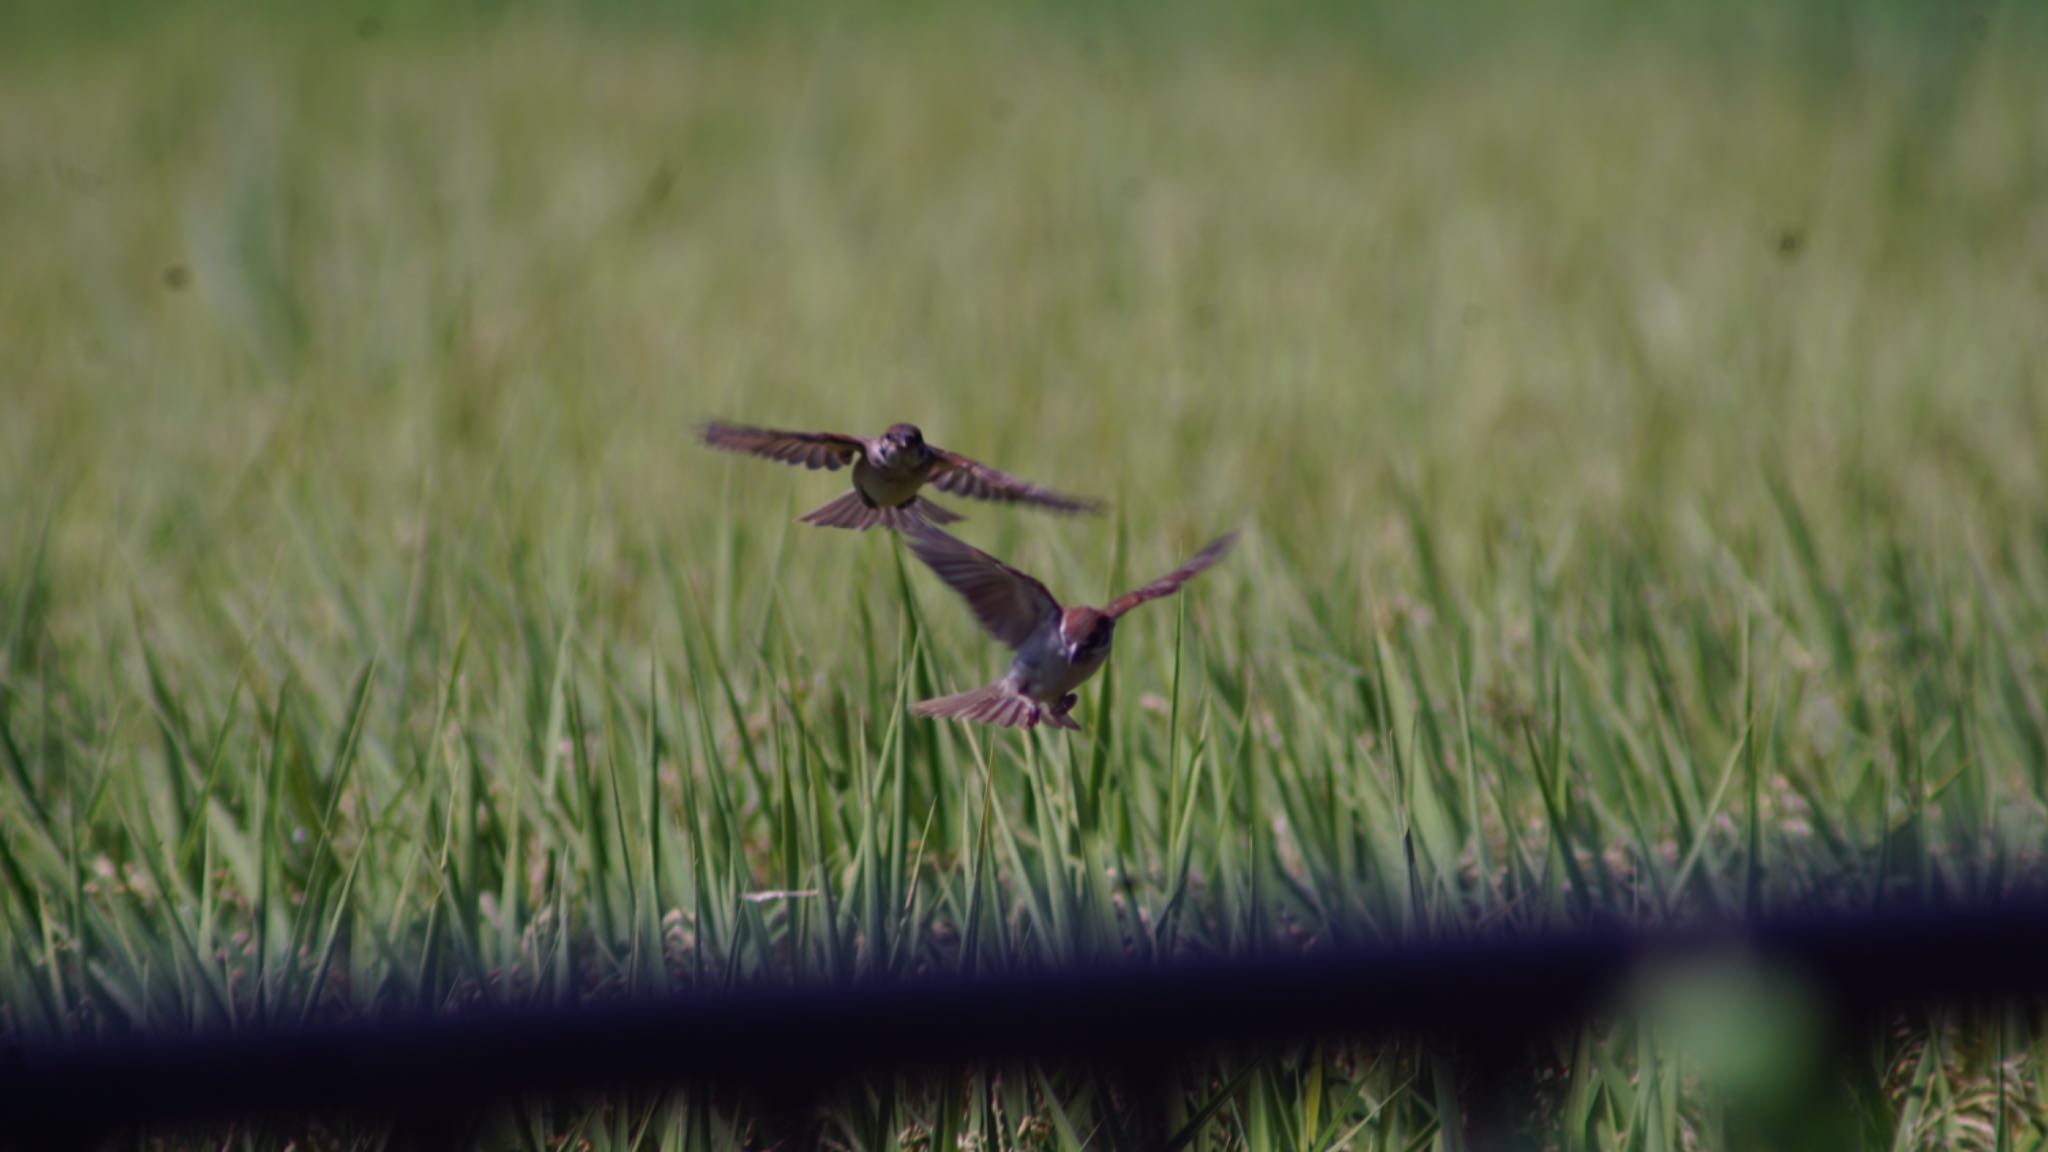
xmin=927 ymin=449 xmax=1101 ymax=514
xmin=1105 ymin=532 xmax=1239 ymax=619
xmin=902 ymin=522 xmax=1062 ymax=651
xmin=702 ymin=421 xmax=864 ymax=470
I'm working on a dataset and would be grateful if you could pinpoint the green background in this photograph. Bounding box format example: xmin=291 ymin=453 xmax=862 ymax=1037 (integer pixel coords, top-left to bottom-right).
xmin=3 ymin=1 xmax=2046 ymax=1147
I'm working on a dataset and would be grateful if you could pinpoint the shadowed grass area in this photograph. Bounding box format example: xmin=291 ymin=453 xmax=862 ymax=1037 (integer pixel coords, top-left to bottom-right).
xmin=3 ymin=4 xmax=2048 ymax=1148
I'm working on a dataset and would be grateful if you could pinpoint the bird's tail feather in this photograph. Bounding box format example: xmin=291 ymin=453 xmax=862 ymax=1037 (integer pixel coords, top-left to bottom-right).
xmin=908 ymin=497 xmax=964 ymax=526
xmin=1041 ymin=707 xmax=1083 ymax=731
xmin=912 ymin=683 xmax=1052 ymax=730
xmin=800 ymin=493 xmax=962 ymax=531
xmin=799 ymin=491 xmax=886 ymax=529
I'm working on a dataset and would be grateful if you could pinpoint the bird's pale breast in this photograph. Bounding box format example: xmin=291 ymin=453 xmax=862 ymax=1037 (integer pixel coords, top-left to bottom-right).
xmin=852 ymin=457 xmax=926 ymax=508
xmin=1009 ymin=640 xmax=1110 ymax=704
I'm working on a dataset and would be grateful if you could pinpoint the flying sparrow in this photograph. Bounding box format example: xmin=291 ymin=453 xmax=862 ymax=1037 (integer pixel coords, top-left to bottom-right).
xmin=904 ymin=521 xmax=1237 ymax=731
xmin=701 ymin=420 xmax=1101 ymax=530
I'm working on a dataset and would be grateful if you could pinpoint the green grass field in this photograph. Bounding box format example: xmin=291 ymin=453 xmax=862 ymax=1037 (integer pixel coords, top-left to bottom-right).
xmin=5 ymin=2 xmax=2048 ymax=1148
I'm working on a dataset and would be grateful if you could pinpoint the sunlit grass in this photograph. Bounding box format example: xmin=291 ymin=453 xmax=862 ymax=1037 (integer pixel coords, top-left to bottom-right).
xmin=3 ymin=5 xmax=2047 ymax=1148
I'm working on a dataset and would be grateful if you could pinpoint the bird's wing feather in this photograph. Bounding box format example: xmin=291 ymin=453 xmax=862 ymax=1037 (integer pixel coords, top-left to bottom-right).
xmin=927 ymin=448 xmax=1101 ymax=513
xmin=1105 ymin=532 xmax=1239 ymax=619
xmin=702 ymin=421 xmax=864 ymax=471
xmin=903 ymin=522 xmax=1061 ymax=651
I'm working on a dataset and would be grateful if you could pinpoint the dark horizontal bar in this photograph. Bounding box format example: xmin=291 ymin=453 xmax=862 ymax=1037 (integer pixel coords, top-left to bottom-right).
xmin=5 ymin=900 xmax=2048 ymax=1145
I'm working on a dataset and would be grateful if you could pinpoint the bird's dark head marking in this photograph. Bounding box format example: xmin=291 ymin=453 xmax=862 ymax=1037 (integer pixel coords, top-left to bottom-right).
xmin=1058 ymin=607 xmax=1115 ymax=663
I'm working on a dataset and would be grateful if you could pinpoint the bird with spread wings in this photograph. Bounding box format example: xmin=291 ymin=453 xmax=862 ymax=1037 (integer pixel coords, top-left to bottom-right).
xmin=702 ymin=421 xmax=1101 ymax=530
xmin=902 ymin=521 xmax=1237 ymax=730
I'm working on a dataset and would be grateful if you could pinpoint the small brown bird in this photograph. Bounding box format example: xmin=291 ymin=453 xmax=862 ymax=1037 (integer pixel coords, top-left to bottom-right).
xmin=701 ymin=420 xmax=1100 ymax=530
xmin=905 ymin=521 xmax=1237 ymax=731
